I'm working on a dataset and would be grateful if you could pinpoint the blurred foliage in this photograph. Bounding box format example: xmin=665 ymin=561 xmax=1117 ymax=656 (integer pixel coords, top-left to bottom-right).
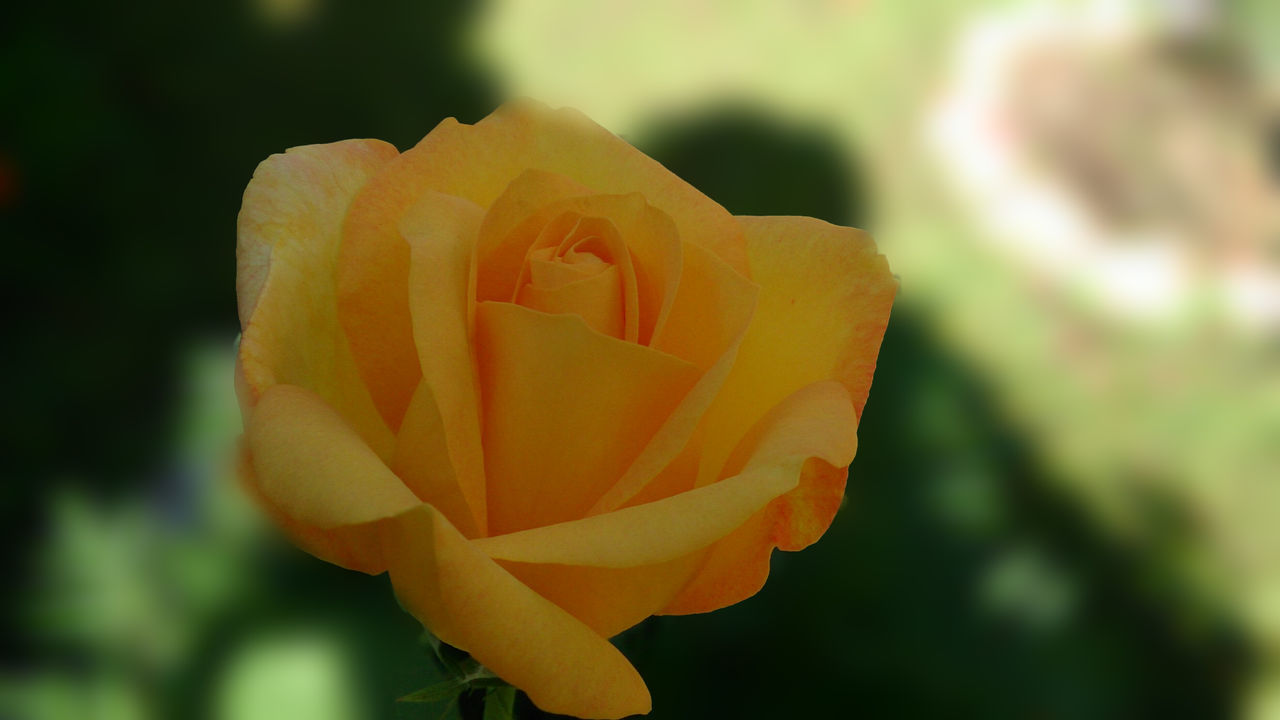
xmin=1 ymin=0 xmax=1266 ymax=718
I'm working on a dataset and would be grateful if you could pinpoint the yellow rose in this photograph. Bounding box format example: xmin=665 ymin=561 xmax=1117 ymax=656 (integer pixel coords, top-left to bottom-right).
xmin=235 ymin=100 xmax=895 ymax=718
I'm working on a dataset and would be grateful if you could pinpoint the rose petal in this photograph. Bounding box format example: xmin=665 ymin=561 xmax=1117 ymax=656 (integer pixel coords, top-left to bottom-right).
xmin=662 ymin=460 xmax=848 ymax=615
xmin=516 ymin=264 xmax=626 ymax=338
xmin=400 ymin=191 xmax=489 ymax=535
xmin=588 ymin=241 xmax=758 ymax=513
xmin=474 ymin=169 xmax=594 ymax=304
xmin=237 ymin=140 xmax=400 ymax=460
xmin=694 ymin=216 xmax=896 ymax=488
xmin=392 ymin=382 xmax=480 ymax=539
xmin=244 ymin=384 xmax=422 ymax=573
xmin=246 ymin=384 xmax=420 ymax=529
xmin=475 ymin=301 xmax=702 ymax=535
xmin=512 ymin=212 xmax=639 ymax=341
xmin=238 ymin=446 xmax=388 ymax=575
xmin=497 ymin=552 xmax=704 ymax=639
xmin=471 ymin=380 xmax=857 ymax=568
xmin=665 ymin=216 xmax=895 ymax=613
xmin=652 ymin=241 xmax=758 ymax=370
xmin=424 ymin=100 xmax=745 ymax=273
xmin=339 ymin=99 xmax=739 ymax=431
xmin=337 ymin=156 xmax=431 ymax=433
xmin=482 ymin=191 xmax=682 ymax=347
xmin=381 ymin=505 xmax=651 ymax=719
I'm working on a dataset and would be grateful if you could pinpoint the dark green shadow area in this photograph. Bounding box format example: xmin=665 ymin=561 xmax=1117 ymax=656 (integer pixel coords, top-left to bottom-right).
xmin=636 ymin=108 xmax=870 ymax=228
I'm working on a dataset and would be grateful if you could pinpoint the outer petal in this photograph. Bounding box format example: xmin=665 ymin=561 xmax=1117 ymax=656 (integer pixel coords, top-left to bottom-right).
xmin=381 ymin=506 xmax=651 ymax=719
xmin=471 ymin=381 xmax=857 ymax=568
xmin=238 ymin=446 xmax=387 ymax=575
xmin=497 ymin=553 xmax=704 ymax=639
xmin=245 ymin=384 xmax=422 ymax=573
xmin=246 ymin=384 xmax=420 ymax=528
xmin=660 ymin=460 xmax=849 ymax=615
xmin=418 ymin=100 xmax=745 ymax=274
xmin=237 ymin=139 xmax=398 ymax=326
xmin=696 ymin=216 xmax=895 ymax=487
xmin=238 ymin=140 xmax=400 ymax=460
xmin=400 ymin=191 xmax=489 ymax=534
xmin=476 ymin=302 xmax=702 ymax=535
xmin=668 ymin=216 xmax=895 ymax=613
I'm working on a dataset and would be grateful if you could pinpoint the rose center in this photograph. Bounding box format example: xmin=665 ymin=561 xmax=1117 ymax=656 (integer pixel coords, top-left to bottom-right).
xmin=513 ymin=212 xmax=639 ymax=340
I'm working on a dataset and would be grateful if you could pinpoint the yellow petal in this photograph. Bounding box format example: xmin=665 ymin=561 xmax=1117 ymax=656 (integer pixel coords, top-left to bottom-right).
xmin=475 ymin=169 xmax=594 ymax=304
xmin=498 ymin=553 xmax=704 ymax=639
xmin=471 ymin=380 xmax=856 ymax=568
xmin=666 ymin=216 xmax=895 ymax=613
xmin=475 ymin=301 xmax=702 ymax=535
xmin=589 ymin=241 xmax=758 ymax=513
xmin=511 ymin=212 xmax=639 ymax=341
xmin=517 ymin=264 xmax=626 ymax=338
xmin=652 ymin=241 xmax=758 ymax=371
xmin=237 ymin=139 xmax=398 ymax=327
xmin=243 ymin=385 xmax=422 ymax=574
xmin=238 ymin=445 xmax=388 ymax=575
xmin=527 ymin=250 xmax=603 ymax=289
xmin=404 ymin=100 xmax=746 ymax=274
xmin=482 ymin=191 xmax=681 ymax=347
xmin=237 ymin=140 xmax=400 ymax=460
xmin=695 ymin=216 xmax=895 ymax=488
xmin=381 ymin=506 xmax=651 ymax=719
xmin=246 ymin=384 xmax=420 ymax=529
xmin=660 ymin=460 xmax=848 ymax=615
xmin=391 ymin=382 xmax=480 ymax=539
xmin=400 ymin=191 xmax=489 ymax=535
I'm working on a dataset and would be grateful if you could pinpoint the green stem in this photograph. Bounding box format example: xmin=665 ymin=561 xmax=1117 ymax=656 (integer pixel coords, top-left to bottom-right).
xmin=482 ymin=685 xmax=517 ymax=720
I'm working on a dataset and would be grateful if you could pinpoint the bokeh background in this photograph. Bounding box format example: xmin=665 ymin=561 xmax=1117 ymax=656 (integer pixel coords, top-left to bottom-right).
xmin=3 ymin=0 xmax=1277 ymax=717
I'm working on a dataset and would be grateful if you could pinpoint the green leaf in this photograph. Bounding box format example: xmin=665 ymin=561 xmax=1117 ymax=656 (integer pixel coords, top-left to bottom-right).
xmin=397 ymin=677 xmax=466 ymax=704
xmin=421 ymin=630 xmax=472 ymax=675
xmin=482 ymin=686 xmax=517 ymax=720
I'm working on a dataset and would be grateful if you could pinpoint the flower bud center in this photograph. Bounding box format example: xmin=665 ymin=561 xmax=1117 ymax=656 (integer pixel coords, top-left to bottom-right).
xmin=513 ymin=212 xmax=638 ymax=341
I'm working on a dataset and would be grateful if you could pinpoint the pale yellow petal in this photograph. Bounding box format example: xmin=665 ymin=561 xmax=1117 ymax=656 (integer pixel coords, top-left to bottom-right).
xmin=236 ymin=139 xmax=398 ymax=327
xmin=245 ymin=384 xmax=420 ymax=529
xmin=237 ymin=445 xmax=387 ymax=575
xmin=237 ymin=139 xmax=400 ymax=460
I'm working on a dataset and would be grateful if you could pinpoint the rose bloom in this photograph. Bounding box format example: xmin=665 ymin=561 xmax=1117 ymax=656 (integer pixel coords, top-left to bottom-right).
xmin=235 ymin=100 xmax=894 ymax=718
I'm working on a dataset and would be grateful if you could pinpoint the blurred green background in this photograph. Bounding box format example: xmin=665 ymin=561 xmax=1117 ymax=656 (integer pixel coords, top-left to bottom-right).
xmin=3 ymin=0 xmax=1277 ymax=718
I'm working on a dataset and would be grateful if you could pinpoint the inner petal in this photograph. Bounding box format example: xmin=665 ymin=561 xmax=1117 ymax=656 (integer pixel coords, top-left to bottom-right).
xmin=517 ymin=264 xmax=626 ymax=338
xmin=512 ymin=213 xmax=640 ymax=342
xmin=528 ymin=250 xmax=603 ymax=290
